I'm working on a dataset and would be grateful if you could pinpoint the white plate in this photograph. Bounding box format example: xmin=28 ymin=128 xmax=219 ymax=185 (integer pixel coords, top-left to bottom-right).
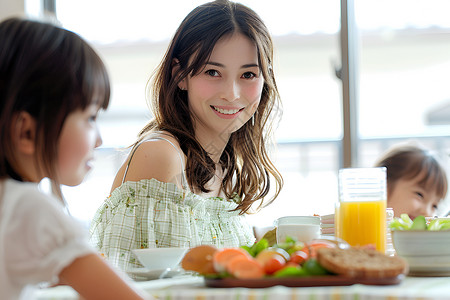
xmin=126 ymin=267 xmax=183 ymax=281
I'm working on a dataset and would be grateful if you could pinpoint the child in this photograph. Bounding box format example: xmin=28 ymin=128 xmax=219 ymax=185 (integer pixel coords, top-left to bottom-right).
xmin=374 ymin=142 xmax=448 ymax=219
xmin=90 ymin=0 xmax=283 ymax=273
xmin=0 ymin=18 xmax=149 ymax=299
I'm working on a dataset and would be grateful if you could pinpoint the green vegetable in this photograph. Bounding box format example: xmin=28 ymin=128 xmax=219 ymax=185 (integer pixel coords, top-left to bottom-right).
xmin=253 ymin=238 xmax=269 ymax=256
xmin=303 ymin=259 xmax=330 ymax=276
xmin=400 ymin=213 xmax=413 ymax=226
xmin=286 ymin=243 xmax=306 ymax=255
xmin=410 ymin=215 xmax=427 ymax=230
xmin=241 ymin=238 xmax=269 ymax=257
xmin=428 ymin=218 xmax=450 ymax=231
xmin=389 ymin=214 xmax=413 ymax=230
xmin=440 ymin=220 xmax=450 ymax=230
xmin=274 ymin=236 xmax=305 ymax=255
xmin=272 ymin=266 xmax=307 ymax=278
xmin=240 ymin=245 xmax=252 ymax=254
xmin=390 ymin=214 xmax=450 ymax=231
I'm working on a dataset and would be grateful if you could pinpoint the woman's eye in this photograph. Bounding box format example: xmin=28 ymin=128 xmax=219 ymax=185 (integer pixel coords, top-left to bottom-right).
xmin=242 ymin=72 xmax=256 ymax=79
xmin=205 ymin=69 xmax=220 ymax=77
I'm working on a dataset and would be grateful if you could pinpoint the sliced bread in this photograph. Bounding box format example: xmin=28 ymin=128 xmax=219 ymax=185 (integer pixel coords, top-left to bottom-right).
xmin=317 ymin=247 xmax=408 ymax=278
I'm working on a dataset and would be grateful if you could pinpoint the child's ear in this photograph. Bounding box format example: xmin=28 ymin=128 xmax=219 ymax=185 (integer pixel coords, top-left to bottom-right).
xmin=13 ymin=111 xmax=36 ymax=155
xmin=172 ymin=58 xmax=187 ymax=91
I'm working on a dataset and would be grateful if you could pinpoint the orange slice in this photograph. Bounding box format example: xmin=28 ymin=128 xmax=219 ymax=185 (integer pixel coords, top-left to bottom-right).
xmin=227 ymin=256 xmax=265 ymax=279
xmin=213 ymin=247 xmax=250 ymax=273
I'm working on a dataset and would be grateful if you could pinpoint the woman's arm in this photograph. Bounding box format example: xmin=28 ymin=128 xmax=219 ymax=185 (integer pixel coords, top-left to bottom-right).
xmin=59 ymin=253 xmax=151 ymax=300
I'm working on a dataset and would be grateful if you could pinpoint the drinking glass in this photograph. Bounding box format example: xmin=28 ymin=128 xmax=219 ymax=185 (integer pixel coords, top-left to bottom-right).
xmin=336 ymin=167 xmax=387 ymax=252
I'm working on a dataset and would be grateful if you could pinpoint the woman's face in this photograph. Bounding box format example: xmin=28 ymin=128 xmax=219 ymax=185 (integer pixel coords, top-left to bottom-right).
xmin=182 ymin=33 xmax=264 ymax=141
xmin=388 ymin=173 xmax=441 ymax=219
xmin=57 ymin=104 xmax=102 ymax=186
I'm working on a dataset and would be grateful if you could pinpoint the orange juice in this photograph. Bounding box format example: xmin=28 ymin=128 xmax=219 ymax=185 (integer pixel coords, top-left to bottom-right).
xmin=337 ymin=199 xmax=386 ymax=252
xmin=334 ymin=202 xmax=340 ymax=240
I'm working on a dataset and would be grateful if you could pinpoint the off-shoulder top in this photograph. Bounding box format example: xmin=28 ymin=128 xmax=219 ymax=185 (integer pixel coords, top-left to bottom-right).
xmin=89 ymin=134 xmax=255 ymax=273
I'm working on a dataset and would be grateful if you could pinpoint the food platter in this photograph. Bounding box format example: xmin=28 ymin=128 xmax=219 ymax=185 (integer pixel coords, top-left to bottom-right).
xmin=204 ymin=274 xmax=404 ymax=288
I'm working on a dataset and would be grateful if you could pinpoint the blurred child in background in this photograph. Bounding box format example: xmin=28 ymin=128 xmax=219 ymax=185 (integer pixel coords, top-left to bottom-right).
xmin=374 ymin=141 xmax=448 ymax=219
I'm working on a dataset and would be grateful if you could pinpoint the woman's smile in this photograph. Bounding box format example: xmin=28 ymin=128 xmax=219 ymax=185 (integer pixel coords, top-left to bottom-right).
xmin=211 ymin=105 xmax=245 ymax=119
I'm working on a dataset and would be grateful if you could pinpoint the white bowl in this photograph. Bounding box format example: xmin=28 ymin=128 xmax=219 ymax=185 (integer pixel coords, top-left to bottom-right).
xmin=132 ymin=247 xmax=188 ymax=270
xmin=398 ymin=254 xmax=450 ymax=276
xmin=392 ymin=230 xmax=450 ymax=257
xmin=392 ymin=230 xmax=450 ymax=276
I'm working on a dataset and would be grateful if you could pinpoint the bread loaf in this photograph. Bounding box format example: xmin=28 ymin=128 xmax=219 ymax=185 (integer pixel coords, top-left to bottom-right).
xmin=317 ymin=247 xmax=408 ymax=278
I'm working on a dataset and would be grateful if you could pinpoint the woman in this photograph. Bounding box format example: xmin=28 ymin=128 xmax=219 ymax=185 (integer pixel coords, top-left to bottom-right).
xmin=90 ymin=0 xmax=283 ymax=273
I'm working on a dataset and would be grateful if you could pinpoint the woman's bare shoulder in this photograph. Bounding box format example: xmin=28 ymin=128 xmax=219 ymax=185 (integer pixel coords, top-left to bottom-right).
xmin=142 ymin=130 xmax=181 ymax=148
xmin=116 ymin=134 xmax=185 ymax=187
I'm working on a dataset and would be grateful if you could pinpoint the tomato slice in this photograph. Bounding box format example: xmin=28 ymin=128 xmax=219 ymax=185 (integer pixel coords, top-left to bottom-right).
xmin=264 ymin=255 xmax=286 ymax=274
xmin=289 ymin=250 xmax=308 ymax=265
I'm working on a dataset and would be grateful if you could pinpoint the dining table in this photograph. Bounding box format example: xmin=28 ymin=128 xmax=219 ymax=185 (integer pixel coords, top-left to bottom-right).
xmin=33 ymin=273 xmax=450 ymax=300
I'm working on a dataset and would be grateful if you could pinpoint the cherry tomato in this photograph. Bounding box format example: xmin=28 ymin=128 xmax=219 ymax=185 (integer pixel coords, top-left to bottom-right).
xmin=289 ymin=250 xmax=309 ymax=265
xmin=264 ymin=255 xmax=286 ymax=274
xmin=307 ymin=241 xmax=335 ymax=258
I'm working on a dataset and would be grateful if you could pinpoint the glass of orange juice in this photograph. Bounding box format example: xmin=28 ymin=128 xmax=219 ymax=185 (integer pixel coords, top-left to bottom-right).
xmin=336 ymin=167 xmax=387 ymax=253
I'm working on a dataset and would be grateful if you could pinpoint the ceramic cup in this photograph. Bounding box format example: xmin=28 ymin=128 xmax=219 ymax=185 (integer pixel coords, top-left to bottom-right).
xmin=274 ymin=216 xmax=321 ymax=244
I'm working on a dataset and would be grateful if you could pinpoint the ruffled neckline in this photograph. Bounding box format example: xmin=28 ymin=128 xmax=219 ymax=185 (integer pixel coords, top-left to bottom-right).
xmin=111 ymin=178 xmax=241 ymax=204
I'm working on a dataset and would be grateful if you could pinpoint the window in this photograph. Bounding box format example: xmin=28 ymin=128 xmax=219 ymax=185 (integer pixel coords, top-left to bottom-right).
xmin=29 ymin=0 xmax=450 ymax=227
xmin=355 ymin=0 xmax=450 ymax=166
xmin=51 ymin=0 xmax=343 ymax=228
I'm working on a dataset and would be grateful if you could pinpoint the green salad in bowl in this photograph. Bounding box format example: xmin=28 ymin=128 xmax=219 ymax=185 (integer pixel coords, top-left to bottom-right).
xmin=390 ymin=214 xmax=450 ymax=231
xmin=390 ymin=214 xmax=450 ymax=276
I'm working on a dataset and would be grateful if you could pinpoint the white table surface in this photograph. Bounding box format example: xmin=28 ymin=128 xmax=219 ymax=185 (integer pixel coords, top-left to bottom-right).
xmin=34 ymin=275 xmax=450 ymax=300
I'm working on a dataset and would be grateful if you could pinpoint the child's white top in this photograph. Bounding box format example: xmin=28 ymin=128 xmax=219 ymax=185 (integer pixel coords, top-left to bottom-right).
xmin=0 ymin=178 xmax=94 ymax=299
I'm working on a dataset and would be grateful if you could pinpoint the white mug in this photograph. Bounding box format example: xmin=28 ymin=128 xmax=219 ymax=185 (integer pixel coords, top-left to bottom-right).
xmin=274 ymin=216 xmax=321 ymax=244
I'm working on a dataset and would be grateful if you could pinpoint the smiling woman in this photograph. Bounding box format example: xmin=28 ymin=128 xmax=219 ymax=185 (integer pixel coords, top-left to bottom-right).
xmin=89 ymin=0 xmax=283 ymax=275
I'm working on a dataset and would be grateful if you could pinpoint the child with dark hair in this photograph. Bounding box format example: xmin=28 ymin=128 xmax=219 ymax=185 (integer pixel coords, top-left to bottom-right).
xmin=0 ymin=17 xmax=149 ymax=299
xmin=374 ymin=141 xmax=448 ymax=219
